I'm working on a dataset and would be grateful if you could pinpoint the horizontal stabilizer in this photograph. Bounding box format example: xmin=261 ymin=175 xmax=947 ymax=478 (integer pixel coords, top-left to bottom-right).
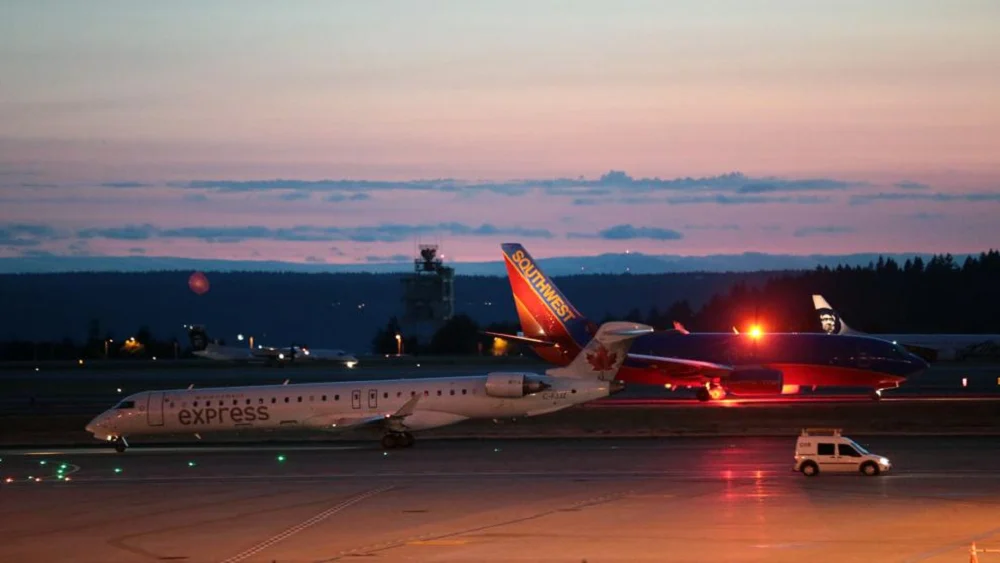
xmin=481 ymin=331 xmax=559 ymax=347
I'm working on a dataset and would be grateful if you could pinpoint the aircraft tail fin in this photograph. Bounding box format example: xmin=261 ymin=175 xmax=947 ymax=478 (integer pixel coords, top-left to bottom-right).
xmin=500 ymin=243 xmax=595 ymax=362
xmin=812 ymin=294 xmax=857 ymax=335
xmin=545 ymin=322 xmax=653 ymax=381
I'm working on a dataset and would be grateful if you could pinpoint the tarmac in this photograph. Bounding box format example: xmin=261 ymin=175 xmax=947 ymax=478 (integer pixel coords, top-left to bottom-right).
xmin=2 ymin=436 xmax=1000 ymax=562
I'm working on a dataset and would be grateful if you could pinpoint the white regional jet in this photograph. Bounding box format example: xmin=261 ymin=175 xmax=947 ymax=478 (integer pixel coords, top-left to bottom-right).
xmin=86 ymin=322 xmax=653 ymax=452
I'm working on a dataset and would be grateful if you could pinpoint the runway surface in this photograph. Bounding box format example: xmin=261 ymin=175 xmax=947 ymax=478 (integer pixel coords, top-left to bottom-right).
xmin=2 ymin=437 xmax=1000 ymax=562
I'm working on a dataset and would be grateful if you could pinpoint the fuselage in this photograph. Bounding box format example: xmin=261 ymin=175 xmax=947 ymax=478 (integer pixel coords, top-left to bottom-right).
xmin=85 ymin=374 xmax=610 ymax=441
xmin=538 ymin=331 xmax=928 ymax=389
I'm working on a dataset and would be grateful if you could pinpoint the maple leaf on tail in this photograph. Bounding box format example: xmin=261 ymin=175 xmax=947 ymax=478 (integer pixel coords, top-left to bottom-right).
xmin=586 ymin=345 xmax=618 ymax=371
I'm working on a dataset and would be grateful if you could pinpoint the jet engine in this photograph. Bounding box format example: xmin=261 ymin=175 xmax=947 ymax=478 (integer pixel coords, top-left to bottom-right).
xmin=484 ymin=373 xmax=551 ymax=398
xmin=724 ymin=368 xmax=783 ymax=396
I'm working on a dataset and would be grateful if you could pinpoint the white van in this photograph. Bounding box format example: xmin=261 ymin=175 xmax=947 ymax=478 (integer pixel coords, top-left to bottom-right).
xmin=793 ymin=428 xmax=891 ymax=477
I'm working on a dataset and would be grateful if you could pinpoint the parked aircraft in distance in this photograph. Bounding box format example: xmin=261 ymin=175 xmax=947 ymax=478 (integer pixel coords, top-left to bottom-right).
xmin=813 ymin=294 xmax=1000 ymax=361
xmin=489 ymin=243 xmax=928 ymax=402
xmin=86 ymin=322 xmax=652 ymax=452
xmin=186 ymin=325 xmax=358 ymax=368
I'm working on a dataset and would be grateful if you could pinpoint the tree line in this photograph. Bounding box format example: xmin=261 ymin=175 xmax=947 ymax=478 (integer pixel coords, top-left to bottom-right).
xmin=3 ymin=250 xmax=998 ymax=360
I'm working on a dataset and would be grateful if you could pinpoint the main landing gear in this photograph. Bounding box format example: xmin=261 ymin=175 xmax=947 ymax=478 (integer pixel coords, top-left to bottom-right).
xmin=696 ymin=384 xmax=727 ymax=402
xmin=381 ymin=432 xmax=415 ymax=449
xmin=113 ymin=436 xmax=129 ymax=453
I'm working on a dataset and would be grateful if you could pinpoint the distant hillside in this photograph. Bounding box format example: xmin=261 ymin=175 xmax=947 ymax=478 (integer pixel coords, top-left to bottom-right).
xmin=0 ymin=251 xmax=954 ymax=275
xmin=0 ymin=270 xmax=779 ymax=353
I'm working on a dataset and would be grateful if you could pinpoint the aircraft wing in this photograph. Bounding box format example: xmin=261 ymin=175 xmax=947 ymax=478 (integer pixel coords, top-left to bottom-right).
xmin=627 ymin=353 xmax=734 ymax=377
xmin=304 ymin=394 xmax=422 ymax=432
xmin=481 ymin=331 xmax=559 ymax=347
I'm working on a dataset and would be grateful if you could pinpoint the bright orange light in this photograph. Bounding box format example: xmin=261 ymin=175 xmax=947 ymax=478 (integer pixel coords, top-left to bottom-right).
xmin=748 ymin=325 xmax=763 ymax=339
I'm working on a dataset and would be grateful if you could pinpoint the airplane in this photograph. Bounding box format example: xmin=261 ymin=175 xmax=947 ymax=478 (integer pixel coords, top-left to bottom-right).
xmin=813 ymin=294 xmax=1000 ymax=362
xmin=488 ymin=243 xmax=929 ymax=402
xmin=85 ymin=321 xmax=652 ymax=452
xmin=186 ymin=325 xmax=358 ymax=368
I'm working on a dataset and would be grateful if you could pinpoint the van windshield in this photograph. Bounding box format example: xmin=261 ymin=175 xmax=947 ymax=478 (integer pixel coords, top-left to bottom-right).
xmin=848 ymin=439 xmax=869 ymax=455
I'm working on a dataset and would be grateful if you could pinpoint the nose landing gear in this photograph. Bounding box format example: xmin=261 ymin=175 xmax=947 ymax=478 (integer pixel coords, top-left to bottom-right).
xmin=113 ymin=436 xmax=128 ymax=453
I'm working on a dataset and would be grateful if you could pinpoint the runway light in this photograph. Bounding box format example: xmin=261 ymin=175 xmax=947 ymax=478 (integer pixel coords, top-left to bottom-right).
xmin=116 ymin=388 xmax=122 ymax=393
xmin=962 ymin=378 xmax=968 ymax=387
xmin=4 ymin=477 xmax=12 ymax=484
xmin=748 ymin=325 xmax=763 ymax=339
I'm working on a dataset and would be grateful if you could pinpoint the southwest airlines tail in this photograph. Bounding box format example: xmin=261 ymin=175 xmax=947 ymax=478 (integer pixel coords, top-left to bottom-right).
xmin=546 ymin=322 xmax=653 ymax=381
xmin=812 ymin=294 xmax=856 ymax=335
xmin=498 ymin=243 xmax=597 ymax=365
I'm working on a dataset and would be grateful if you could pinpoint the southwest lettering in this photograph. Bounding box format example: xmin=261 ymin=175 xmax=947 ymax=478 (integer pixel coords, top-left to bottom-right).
xmin=510 ymin=250 xmax=577 ymax=323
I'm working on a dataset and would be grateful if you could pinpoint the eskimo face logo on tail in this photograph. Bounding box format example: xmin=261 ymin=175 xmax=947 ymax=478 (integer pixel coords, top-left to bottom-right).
xmin=817 ymin=308 xmax=840 ymax=334
xmin=586 ymin=345 xmax=618 ymax=371
xmin=509 ymin=249 xmax=577 ymax=323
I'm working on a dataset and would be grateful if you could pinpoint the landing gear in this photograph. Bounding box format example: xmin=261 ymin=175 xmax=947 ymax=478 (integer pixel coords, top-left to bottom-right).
xmin=696 ymin=384 xmax=727 ymax=402
xmin=113 ymin=436 xmax=128 ymax=453
xmin=871 ymin=389 xmax=883 ymax=402
xmin=381 ymin=432 xmax=415 ymax=449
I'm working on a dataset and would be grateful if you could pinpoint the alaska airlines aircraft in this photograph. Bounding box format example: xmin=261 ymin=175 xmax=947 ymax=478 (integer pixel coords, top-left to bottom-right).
xmin=813 ymin=294 xmax=1000 ymax=362
xmin=490 ymin=243 xmax=928 ymax=402
xmin=187 ymin=325 xmax=358 ymax=368
xmin=86 ymin=322 xmax=651 ymax=452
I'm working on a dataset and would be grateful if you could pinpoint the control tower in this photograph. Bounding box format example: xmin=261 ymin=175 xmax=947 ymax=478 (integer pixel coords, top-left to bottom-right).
xmin=400 ymin=245 xmax=454 ymax=338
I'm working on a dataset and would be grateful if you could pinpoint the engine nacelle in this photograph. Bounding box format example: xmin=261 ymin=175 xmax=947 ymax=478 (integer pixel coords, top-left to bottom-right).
xmin=724 ymin=368 xmax=783 ymax=396
xmin=484 ymin=373 xmax=551 ymax=398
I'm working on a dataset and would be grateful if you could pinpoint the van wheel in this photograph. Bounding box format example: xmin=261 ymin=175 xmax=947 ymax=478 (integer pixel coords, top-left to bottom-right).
xmin=861 ymin=462 xmax=880 ymax=476
xmin=801 ymin=462 xmax=818 ymax=477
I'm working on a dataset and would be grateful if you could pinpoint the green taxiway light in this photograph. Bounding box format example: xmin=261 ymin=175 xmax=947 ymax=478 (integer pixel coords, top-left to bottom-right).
xmin=59 ymin=463 xmax=67 ymax=470
xmin=188 ymin=461 xmax=196 ymax=467
xmin=39 ymin=460 xmax=47 ymax=466
xmin=114 ymin=467 xmax=122 ymax=474
xmin=277 ymin=454 xmax=286 ymax=462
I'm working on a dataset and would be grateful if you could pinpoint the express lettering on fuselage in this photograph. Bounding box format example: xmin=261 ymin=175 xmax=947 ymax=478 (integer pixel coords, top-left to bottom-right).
xmin=511 ymin=249 xmax=577 ymax=323
xmin=178 ymin=406 xmax=270 ymax=426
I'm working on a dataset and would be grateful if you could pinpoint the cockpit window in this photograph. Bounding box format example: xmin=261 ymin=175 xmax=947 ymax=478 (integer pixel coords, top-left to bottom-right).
xmin=115 ymin=400 xmax=136 ymax=409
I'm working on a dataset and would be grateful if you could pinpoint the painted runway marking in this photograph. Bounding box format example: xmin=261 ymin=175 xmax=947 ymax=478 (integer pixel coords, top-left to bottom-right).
xmin=219 ymin=484 xmax=394 ymax=563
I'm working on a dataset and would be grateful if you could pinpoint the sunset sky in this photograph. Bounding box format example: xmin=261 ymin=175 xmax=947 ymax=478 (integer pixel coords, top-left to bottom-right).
xmin=2 ymin=1 xmax=999 ymax=268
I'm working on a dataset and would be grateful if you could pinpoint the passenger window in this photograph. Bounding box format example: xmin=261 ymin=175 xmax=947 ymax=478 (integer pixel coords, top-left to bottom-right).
xmin=817 ymin=443 xmax=835 ymax=456
xmin=383 ymin=392 xmax=388 ymax=399
xmin=322 ymin=395 xmax=327 ymax=401
xmin=271 ymin=398 xmax=276 ymax=403
xmin=838 ymin=444 xmax=861 ymax=457
xmin=233 ymin=400 xmax=238 ymax=406
xmin=437 ymin=390 xmax=442 ymax=396
xmin=284 ymin=397 xmax=289 ymax=403
xmin=259 ymin=398 xmax=264 ymax=404
xmin=450 ymin=390 xmax=455 ymax=395
xmin=462 ymin=389 xmax=467 ymax=395
xmin=245 ymin=399 xmax=250 ymax=405
xmin=571 ymin=389 xmax=577 ymax=394
xmin=297 ymin=397 xmax=302 ymax=402
xmin=335 ymin=394 xmax=340 ymax=401
xmin=194 ymin=401 xmax=199 ymax=407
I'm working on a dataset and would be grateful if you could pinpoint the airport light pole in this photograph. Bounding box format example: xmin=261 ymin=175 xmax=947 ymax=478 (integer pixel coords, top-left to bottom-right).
xmin=395 ymin=333 xmax=403 ymax=356
xmin=104 ymin=338 xmax=113 ymax=359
